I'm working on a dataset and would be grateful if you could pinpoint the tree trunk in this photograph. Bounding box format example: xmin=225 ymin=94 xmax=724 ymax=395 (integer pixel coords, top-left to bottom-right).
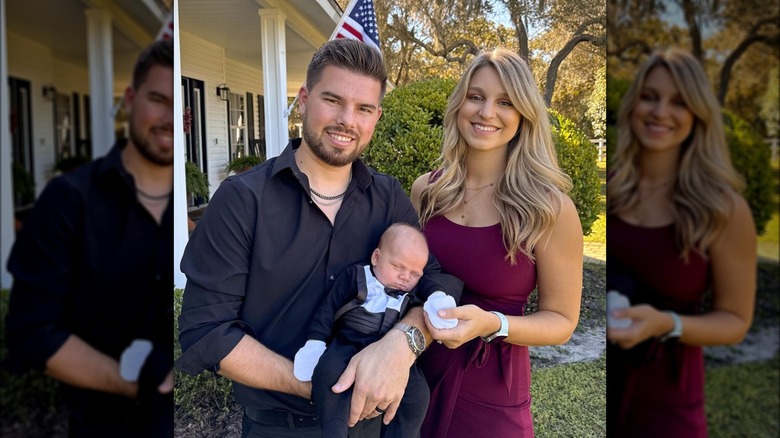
xmin=680 ymin=0 xmax=703 ymax=61
xmin=718 ymin=34 xmax=778 ymax=103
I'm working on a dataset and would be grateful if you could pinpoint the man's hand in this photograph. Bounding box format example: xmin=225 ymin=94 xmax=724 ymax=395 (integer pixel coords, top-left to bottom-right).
xmin=332 ymin=329 xmax=415 ymax=426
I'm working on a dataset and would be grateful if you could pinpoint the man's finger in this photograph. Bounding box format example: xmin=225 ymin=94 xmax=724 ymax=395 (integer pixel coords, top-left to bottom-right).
xmin=382 ymin=398 xmax=401 ymax=425
xmin=332 ymin=361 xmax=356 ymax=394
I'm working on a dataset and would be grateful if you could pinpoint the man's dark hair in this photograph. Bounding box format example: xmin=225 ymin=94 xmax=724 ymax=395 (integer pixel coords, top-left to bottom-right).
xmin=306 ymin=39 xmax=387 ymax=98
xmin=132 ymin=39 xmax=173 ymax=90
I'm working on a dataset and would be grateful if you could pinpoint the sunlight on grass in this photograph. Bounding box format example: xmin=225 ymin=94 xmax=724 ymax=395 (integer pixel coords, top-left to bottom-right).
xmin=706 ymin=355 xmax=779 ymax=437
xmin=758 ymin=212 xmax=778 ymax=243
xmin=531 ymin=355 xmax=606 ymax=437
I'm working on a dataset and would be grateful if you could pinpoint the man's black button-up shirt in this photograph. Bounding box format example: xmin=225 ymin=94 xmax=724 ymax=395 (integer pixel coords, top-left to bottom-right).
xmin=5 ymin=141 xmax=173 ymax=375
xmin=177 ymin=139 xmax=437 ymax=415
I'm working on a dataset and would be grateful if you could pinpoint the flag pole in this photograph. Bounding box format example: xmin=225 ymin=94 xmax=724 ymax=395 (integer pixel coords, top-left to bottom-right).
xmin=284 ymin=0 xmax=360 ymax=117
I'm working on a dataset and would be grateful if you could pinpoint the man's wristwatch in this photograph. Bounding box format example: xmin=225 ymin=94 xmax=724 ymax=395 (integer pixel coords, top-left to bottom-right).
xmin=481 ymin=311 xmax=509 ymax=342
xmin=394 ymin=322 xmax=426 ymax=358
xmin=660 ymin=311 xmax=683 ymax=342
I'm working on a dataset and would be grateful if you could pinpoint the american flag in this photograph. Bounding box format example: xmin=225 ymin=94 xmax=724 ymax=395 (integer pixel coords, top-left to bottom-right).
xmin=155 ymin=12 xmax=174 ymax=41
xmin=335 ymin=0 xmax=380 ymax=53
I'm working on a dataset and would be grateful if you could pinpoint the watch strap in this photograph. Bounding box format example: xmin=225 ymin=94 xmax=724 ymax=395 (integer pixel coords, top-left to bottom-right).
xmin=660 ymin=311 xmax=682 ymax=342
xmin=393 ymin=322 xmax=424 ymax=357
xmin=481 ymin=311 xmax=509 ymax=343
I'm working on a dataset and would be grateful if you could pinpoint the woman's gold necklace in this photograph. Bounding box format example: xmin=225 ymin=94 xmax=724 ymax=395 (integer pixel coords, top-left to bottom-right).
xmin=460 ymin=182 xmax=495 ymax=222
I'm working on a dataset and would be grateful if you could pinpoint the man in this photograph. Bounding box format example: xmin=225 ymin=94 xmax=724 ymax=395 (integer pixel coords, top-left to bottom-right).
xmin=177 ymin=39 xmax=435 ymax=437
xmin=5 ymin=39 xmax=174 ymax=437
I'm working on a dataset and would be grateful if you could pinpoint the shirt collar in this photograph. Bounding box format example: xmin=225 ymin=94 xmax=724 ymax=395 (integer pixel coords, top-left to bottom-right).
xmin=271 ymin=138 xmax=373 ymax=189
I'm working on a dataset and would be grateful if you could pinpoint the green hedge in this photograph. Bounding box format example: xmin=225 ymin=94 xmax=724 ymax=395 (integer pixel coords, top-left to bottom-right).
xmin=723 ymin=111 xmax=775 ymax=235
xmin=550 ymin=110 xmax=601 ymax=236
xmin=364 ymin=78 xmax=454 ymax=193
xmin=365 ymin=78 xmax=602 ymax=235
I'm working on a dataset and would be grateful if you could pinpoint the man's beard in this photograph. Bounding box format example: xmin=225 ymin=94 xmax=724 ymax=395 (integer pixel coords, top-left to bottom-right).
xmin=130 ymin=121 xmax=173 ymax=166
xmin=302 ymin=114 xmax=364 ymax=167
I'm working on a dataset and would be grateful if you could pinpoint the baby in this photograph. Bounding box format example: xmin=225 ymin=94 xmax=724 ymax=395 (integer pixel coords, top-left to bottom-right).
xmin=294 ymin=223 xmax=460 ymax=437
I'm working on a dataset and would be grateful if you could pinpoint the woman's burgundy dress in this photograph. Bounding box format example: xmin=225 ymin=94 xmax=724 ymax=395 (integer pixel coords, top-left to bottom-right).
xmin=607 ymin=215 xmax=709 ymax=438
xmin=418 ymin=216 xmax=537 ymax=437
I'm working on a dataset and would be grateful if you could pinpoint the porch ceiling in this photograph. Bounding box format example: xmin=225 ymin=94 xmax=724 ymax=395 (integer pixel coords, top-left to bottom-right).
xmin=179 ymin=0 xmax=343 ymax=96
xmin=6 ymin=0 xmax=168 ymax=87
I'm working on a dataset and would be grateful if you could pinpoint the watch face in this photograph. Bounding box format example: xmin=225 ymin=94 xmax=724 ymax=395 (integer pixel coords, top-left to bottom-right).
xmin=410 ymin=327 xmax=425 ymax=350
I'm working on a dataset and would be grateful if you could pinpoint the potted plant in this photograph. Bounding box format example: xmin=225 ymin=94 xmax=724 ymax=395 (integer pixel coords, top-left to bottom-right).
xmin=185 ymin=161 xmax=209 ymax=204
xmin=12 ymin=161 xmax=36 ymax=230
xmin=54 ymin=155 xmax=91 ymax=174
xmin=225 ymin=154 xmax=264 ymax=175
xmin=12 ymin=161 xmax=35 ymax=208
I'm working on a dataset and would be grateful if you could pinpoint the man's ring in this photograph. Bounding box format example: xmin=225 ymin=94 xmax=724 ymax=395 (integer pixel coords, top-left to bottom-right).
xmin=375 ymin=406 xmax=386 ymax=414
xmin=436 ymin=339 xmax=443 ymax=344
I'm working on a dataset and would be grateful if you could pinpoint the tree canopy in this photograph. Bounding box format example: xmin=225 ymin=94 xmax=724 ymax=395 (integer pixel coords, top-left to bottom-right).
xmin=335 ymin=0 xmax=607 ymax=138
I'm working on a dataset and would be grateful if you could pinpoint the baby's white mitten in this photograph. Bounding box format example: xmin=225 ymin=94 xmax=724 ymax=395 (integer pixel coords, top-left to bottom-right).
xmin=424 ymin=291 xmax=458 ymax=329
xmin=293 ymin=340 xmax=327 ymax=381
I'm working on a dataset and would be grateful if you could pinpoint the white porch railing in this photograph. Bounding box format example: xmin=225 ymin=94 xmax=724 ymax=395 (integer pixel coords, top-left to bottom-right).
xmin=590 ymin=138 xmax=605 ymax=162
xmin=766 ymin=138 xmax=778 ymax=164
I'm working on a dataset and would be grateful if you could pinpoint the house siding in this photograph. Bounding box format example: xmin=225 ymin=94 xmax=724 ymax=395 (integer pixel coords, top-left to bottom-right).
xmin=181 ymin=31 xmax=270 ymax=197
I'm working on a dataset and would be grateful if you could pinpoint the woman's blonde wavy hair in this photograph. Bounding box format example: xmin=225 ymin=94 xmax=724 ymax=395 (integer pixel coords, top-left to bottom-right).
xmin=607 ymin=48 xmax=744 ymax=260
xmin=418 ymin=48 xmax=572 ymax=264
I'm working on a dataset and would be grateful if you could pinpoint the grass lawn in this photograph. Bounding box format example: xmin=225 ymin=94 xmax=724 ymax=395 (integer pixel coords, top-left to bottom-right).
xmin=706 ymin=355 xmax=780 ymax=437
xmin=531 ymin=355 xmax=606 ymax=437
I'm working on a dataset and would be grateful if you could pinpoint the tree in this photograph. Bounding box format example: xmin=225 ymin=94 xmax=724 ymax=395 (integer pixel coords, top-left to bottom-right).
xmin=586 ymin=65 xmax=607 ymax=138
xmin=606 ymin=0 xmax=780 ymax=134
xmin=375 ymin=0 xmax=605 ymax=109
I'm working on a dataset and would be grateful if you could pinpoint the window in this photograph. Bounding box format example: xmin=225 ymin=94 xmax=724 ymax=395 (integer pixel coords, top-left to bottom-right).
xmin=228 ymin=92 xmax=246 ymax=159
xmin=8 ymin=77 xmax=33 ymax=175
xmin=54 ymin=92 xmax=73 ymax=162
xmin=182 ymin=77 xmax=207 ymax=174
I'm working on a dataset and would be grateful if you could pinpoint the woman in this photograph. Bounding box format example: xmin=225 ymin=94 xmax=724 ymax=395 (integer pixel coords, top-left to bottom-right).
xmin=606 ymin=48 xmax=756 ymax=437
xmin=410 ymin=48 xmax=583 ymax=437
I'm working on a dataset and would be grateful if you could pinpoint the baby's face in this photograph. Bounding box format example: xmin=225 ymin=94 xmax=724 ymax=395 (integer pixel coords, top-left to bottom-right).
xmin=371 ymin=240 xmax=427 ymax=292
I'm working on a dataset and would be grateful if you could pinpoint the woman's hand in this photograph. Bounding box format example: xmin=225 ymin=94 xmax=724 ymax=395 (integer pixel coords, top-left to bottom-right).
xmin=607 ymin=304 xmax=674 ymax=349
xmin=423 ymin=304 xmax=499 ymax=349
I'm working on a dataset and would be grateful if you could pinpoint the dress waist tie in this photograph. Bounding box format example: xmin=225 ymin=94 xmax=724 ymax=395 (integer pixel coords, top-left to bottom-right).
xmin=467 ymin=338 xmax=514 ymax=395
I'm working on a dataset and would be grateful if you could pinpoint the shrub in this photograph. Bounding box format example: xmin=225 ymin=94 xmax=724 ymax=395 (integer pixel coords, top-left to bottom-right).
xmin=605 ymin=76 xmax=631 ymax=163
xmin=365 ymin=78 xmax=601 ymax=235
xmin=364 ymin=78 xmax=454 ymax=192
xmin=550 ymin=110 xmax=601 ymax=236
xmin=723 ymin=111 xmax=775 ymax=235
xmin=174 ymin=289 xmax=234 ymax=423
xmin=0 ymin=289 xmax=65 ymax=433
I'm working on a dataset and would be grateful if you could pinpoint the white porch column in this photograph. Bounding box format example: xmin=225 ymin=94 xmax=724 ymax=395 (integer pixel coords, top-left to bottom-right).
xmin=1 ymin=0 xmax=14 ymax=287
xmin=259 ymin=9 xmax=288 ymax=159
xmin=172 ymin=2 xmax=187 ymax=289
xmin=85 ymin=8 xmax=114 ymax=159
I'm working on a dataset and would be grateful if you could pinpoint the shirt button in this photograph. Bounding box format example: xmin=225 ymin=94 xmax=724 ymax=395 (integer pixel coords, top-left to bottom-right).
xmin=329 ymin=275 xmax=335 ymax=280
xmin=154 ymin=274 xmax=161 ymax=281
